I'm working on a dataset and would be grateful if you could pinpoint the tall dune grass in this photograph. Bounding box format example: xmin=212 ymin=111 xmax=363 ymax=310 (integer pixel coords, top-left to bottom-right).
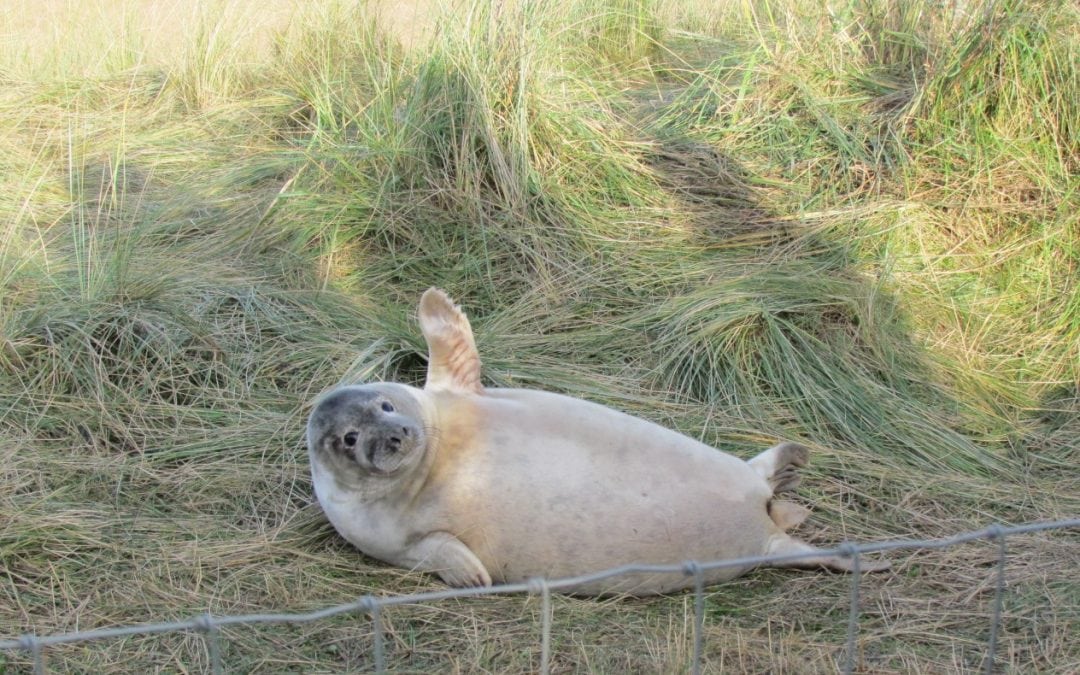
xmin=1 ymin=0 xmax=1076 ymax=671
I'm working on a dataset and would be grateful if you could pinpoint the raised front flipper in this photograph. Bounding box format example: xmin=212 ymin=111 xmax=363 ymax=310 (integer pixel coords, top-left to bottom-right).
xmin=418 ymin=288 xmax=483 ymax=394
xmin=399 ymin=531 xmax=492 ymax=588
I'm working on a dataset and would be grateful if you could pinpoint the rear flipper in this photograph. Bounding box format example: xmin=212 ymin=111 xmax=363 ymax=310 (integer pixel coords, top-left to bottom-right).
xmin=749 ymin=441 xmax=810 ymax=494
xmin=765 ymin=533 xmax=891 ymax=573
xmin=768 ymin=500 xmax=811 ymax=531
xmin=753 ymin=443 xmax=890 ymax=573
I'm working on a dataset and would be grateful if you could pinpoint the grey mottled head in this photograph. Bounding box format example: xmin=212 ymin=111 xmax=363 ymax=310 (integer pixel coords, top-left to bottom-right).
xmin=307 ymin=383 xmax=428 ymax=479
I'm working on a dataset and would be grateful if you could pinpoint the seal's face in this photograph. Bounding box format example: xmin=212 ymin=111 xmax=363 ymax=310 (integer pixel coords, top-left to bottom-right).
xmin=307 ymin=384 xmax=427 ymax=479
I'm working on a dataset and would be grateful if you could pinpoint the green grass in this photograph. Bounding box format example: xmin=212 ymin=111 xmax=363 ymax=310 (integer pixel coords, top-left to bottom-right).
xmin=1 ymin=0 xmax=1077 ymax=671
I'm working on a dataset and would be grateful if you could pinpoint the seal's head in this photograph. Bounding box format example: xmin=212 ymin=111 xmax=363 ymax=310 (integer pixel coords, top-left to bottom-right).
xmin=307 ymin=383 xmax=428 ymax=480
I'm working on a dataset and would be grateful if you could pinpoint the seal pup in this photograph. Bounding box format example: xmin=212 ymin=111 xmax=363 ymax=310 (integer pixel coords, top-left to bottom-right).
xmin=307 ymin=289 xmax=889 ymax=595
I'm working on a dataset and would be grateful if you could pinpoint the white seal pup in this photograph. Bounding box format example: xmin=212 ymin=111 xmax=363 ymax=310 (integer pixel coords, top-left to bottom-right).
xmin=307 ymin=289 xmax=889 ymax=595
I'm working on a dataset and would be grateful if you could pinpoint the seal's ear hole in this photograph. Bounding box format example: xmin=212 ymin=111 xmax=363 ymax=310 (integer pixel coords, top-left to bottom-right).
xmin=343 ymin=431 xmax=358 ymax=447
xmin=381 ymin=401 xmax=395 ymax=413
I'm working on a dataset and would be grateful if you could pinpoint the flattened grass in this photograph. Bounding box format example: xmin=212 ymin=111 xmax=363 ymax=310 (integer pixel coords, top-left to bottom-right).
xmin=1 ymin=0 xmax=1077 ymax=672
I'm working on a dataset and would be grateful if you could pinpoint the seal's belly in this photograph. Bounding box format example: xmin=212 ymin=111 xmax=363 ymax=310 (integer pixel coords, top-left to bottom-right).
xmin=432 ymin=389 xmax=777 ymax=588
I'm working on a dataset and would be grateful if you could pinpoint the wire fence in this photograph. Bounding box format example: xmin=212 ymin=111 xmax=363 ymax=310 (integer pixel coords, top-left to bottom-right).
xmin=2 ymin=518 xmax=1077 ymax=674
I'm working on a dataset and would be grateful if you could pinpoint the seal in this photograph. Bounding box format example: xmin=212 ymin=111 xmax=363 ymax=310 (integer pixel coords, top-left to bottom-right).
xmin=307 ymin=288 xmax=889 ymax=595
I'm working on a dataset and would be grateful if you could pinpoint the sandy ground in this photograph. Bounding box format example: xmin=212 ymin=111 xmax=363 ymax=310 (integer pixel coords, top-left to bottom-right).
xmin=0 ymin=0 xmax=454 ymax=75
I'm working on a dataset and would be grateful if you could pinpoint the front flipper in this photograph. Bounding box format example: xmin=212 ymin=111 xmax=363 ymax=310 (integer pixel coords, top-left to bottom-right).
xmin=400 ymin=531 xmax=492 ymax=588
xmin=418 ymin=288 xmax=483 ymax=394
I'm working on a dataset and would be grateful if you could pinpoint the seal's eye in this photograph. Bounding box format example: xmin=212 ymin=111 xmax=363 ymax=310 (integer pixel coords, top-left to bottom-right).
xmin=381 ymin=401 xmax=394 ymax=413
xmin=343 ymin=431 xmax=358 ymax=447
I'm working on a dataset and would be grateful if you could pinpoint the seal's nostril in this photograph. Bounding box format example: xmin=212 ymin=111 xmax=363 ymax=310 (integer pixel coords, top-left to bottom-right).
xmin=401 ymin=427 xmax=410 ymax=436
xmin=343 ymin=431 xmax=358 ymax=447
xmin=389 ymin=436 xmax=401 ymax=445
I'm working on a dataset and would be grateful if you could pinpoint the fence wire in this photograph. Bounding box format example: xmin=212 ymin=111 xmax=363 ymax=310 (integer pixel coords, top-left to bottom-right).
xmin=2 ymin=519 xmax=1077 ymax=674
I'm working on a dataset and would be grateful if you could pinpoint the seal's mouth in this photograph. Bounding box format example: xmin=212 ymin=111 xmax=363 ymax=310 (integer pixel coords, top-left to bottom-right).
xmin=342 ymin=425 xmax=415 ymax=475
xmin=363 ymin=436 xmax=398 ymax=464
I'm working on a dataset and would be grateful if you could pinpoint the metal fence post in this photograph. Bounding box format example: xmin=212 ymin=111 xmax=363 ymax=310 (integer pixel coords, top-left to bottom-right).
xmin=360 ymin=595 xmax=385 ymax=673
xmin=528 ymin=578 xmax=553 ymax=675
xmin=840 ymin=543 xmax=861 ymax=675
xmin=194 ymin=613 xmax=222 ymax=675
xmin=19 ymin=634 xmax=45 ymax=675
xmin=982 ymin=525 xmax=1007 ymax=675
xmin=683 ymin=561 xmax=705 ymax=675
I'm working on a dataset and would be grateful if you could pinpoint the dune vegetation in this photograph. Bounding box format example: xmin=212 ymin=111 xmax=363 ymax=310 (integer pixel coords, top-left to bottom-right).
xmin=1 ymin=0 xmax=1076 ymax=671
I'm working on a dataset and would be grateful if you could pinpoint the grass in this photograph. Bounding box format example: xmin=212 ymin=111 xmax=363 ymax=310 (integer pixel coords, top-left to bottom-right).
xmin=1 ymin=0 xmax=1077 ymax=671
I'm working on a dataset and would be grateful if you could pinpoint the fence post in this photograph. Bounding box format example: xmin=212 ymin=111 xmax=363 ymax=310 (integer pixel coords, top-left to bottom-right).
xmin=194 ymin=613 xmax=222 ymax=675
xmin=528 ymin=578 xmax=552 ymax=675
xmin=840 ymin=543 xmax=861 ymax=675
xmin=982 ymin=525 xmax=1007 ymax=675
xmin=18 ymin=634 xmax=45 ymax=675
xmin=360 ymin=595 xmax=385 ymax=674
xmin=683 ymin=561 xmax=705 ymax=675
